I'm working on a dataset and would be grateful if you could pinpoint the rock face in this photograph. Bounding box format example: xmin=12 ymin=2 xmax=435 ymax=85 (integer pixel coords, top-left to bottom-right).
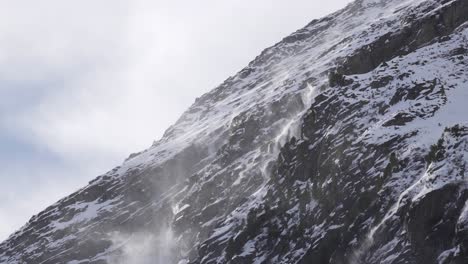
xmin=1 ymin=0 xmax=468 ymax=263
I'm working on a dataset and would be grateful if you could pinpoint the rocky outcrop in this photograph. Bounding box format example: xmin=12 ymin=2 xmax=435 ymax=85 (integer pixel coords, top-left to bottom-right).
xmin=1 ymin=0 xmax=467 ymax=263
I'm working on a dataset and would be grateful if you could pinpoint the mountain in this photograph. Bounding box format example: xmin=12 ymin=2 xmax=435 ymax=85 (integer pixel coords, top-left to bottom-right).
xmin=1 ymin=0 xmax=468 ymax=263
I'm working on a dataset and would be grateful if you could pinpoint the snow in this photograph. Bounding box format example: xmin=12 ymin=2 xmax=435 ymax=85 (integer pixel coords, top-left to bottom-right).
xmin=2 ymin=0 xmax=468 ymax=263
xmin=49 ymin=198 xmax=119 ymax=231
xmin=112 ymin=0 xmax=428 ymax=180
xmin=239 ymin=240 xmax=256 ymax=257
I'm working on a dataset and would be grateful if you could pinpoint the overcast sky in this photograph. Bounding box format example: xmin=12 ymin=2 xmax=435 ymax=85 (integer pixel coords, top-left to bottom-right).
xmin=0 ymin=0 xmax=352 ymax=241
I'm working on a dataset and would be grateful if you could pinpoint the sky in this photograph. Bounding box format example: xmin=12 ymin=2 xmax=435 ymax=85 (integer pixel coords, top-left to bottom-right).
xmin=0 ymin=0 xmax=353 ymax=241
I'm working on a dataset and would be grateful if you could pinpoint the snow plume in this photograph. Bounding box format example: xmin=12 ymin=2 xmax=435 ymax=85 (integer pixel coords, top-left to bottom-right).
xmin=274 ymin=82 xmax=318 ymax=149
xmin=108 ymin=226 xmax=177 ymax=264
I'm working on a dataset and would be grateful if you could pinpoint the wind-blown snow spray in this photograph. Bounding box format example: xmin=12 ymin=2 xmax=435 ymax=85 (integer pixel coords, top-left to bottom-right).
xmin=110 ymin=80 xmax=319 ymax=263
xmin=350 ymin=168 xmax=427 ymax=263
xmin=274 ymin=82 xmax=317 ymax=152
xmin=108 ymin=224 xmax=177 ymax=264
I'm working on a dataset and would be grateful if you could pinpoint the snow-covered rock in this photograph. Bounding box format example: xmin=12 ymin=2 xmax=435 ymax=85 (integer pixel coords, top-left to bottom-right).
xmin=1 ymin=0 xmax=467 ymax=263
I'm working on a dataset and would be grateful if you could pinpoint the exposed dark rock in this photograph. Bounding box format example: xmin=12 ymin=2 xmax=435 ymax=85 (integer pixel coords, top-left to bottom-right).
xmin=382 ymin=112 xmax=415 ymax=126
xmin=1 ymin=1 xmax=468 ymax=264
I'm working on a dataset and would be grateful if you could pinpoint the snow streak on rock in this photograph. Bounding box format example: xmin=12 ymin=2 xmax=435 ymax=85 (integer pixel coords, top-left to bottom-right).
xmin=1 ymin=0 xmax=468 ymax=263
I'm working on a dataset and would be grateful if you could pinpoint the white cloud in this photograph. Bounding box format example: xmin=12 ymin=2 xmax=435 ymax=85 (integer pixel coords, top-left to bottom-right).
xmin=0 ymin=0 xmax=353 ymax=241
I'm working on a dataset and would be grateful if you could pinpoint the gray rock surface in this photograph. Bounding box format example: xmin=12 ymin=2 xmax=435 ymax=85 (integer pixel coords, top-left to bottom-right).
xmin=1 ymin=0 xmax=467 ymax=263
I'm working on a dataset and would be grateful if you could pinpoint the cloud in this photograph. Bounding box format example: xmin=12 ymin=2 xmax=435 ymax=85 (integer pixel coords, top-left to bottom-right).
xmin=0 ymin=0 xmax=353 ymax=241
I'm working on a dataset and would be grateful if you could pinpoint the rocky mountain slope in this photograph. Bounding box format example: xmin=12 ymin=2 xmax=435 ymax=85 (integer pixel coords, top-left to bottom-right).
xmin=1 ymin=0 xmax=468 ymax=263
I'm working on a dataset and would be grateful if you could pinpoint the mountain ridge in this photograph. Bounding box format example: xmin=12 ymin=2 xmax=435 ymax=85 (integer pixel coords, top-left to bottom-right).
xmin=1 ymin=0 xmax=468 ymax=263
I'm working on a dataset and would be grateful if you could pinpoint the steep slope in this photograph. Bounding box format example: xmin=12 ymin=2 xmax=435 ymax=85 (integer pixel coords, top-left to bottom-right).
xmin=1 ymin=0 xmax=467 ymax=263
